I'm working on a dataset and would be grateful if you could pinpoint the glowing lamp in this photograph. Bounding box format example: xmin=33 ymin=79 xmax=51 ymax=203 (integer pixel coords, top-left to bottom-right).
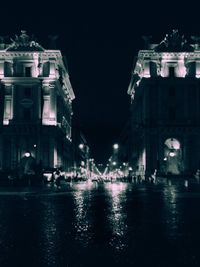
xmin=79 ymin=144 xmax=84 ymax=149
xmin=25 ymin=152 xmax=31 ymax=157
xmin=113 ymin=144 xmax=119 ymax=150
xmin=169 ymin=151 xmax=176 ymax=157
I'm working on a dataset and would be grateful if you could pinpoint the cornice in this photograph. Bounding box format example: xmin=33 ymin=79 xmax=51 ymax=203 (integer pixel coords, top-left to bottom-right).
xmin=138 ymin=50 xmax=200 ymax=60
xmin=1 ymin=77 xmax=42 ymax=84
xmin=0 ymin=50 xmax=61 ymax=59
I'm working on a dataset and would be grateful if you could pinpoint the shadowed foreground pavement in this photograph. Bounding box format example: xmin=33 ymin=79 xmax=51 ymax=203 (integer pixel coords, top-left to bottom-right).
xmin=0 ymin=178 xmax=200 ymax=267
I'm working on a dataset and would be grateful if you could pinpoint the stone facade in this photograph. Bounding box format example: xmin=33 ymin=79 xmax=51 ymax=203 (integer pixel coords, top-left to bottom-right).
xmin=128 ymin=30 xmax=200 ymax=177
xmin=0 ymin=31 xmax=75 ymax=174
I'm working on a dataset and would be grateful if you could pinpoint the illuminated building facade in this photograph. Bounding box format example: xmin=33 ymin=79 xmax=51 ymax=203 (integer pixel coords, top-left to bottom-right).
xmin=128 ymin=30 xmax=200 ymax=177
xmin=0 ymin=31 xmax=75 ymax=174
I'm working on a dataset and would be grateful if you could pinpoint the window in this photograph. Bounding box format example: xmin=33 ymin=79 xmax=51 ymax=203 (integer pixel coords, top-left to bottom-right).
xmin=4 ymin=62 xmax=12 ymax=77
xmin=25 ymin=67 xmax=32 ymax=77
xmin=150 ymin=61 xmax=157 ymax=77
xmin=24 ymin=87 xmax=31 ymax=98
xmin=43 ymin=62 xmax=50 ymax=77
xmin=169 ymin=66 xmax=175 ymax=77
xmin=186 ymin=62 xmax=196 ymax=77
xmin=23 ymin=108 xmax=31 ymax=120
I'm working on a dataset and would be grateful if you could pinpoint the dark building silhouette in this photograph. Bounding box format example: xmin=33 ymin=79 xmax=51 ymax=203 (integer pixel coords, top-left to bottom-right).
xmin=0 ymin=31 xmax=75 ymax=175
xmin=128 ymin=30 xmax=200 ymax=177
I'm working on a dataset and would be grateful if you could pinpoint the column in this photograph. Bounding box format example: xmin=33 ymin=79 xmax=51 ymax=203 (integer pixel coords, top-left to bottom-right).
xmin=49 ymin=84 xmax=56 ymax=125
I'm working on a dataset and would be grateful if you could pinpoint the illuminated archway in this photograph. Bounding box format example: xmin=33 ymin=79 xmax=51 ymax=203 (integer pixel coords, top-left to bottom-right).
xmin=163 ymin=138 xmax=182 ymax=175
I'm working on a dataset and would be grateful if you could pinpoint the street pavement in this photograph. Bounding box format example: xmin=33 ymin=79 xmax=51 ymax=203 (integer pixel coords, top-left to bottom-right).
xmin=1 ymin=177 xmax=200 ymax=267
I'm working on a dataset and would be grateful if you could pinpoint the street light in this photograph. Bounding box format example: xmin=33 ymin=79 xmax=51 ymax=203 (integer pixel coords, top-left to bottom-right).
xmin=113 ymin=143 xmax=119 ymax=150
xmin=25 ymin=152 xmax=31 ymax=157
xmin=79 ymin=144 xmax=84 ymax=150
xmin=169 ymin=150 xmax=176 ymax=157
xmin=79 ymin=144 xmax=90 ymax=179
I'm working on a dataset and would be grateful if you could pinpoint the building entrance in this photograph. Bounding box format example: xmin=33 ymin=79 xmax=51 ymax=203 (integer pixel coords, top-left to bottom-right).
xmin=20 ymin=152 xmax=36 ymax=177
xmin=163 ymin=138 xmax=182 ymax=175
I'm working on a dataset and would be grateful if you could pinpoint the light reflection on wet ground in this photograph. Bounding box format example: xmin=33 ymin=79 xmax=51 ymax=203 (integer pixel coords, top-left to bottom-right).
xmin=0 ymin=178 xmax=200 ymax=266
xmin=105 ymin=183 xmax=128 ymax=251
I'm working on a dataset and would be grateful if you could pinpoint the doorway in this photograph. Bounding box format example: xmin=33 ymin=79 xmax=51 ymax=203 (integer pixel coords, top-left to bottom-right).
xmin=163 ymin=138 xmax=182 ymax=175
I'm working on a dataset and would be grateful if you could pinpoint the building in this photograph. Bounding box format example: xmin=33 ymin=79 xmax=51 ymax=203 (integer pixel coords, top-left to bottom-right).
xmin=127 ymin=30 xmax=200 ymax=177
xmin=0 ymin=31 xmax=75 ymax=176
xmin=72 ymin=127 xmax=90 ymax=178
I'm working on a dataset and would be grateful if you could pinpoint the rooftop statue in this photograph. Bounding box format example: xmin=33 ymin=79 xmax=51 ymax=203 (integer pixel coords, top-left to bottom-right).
xmin=154 ymin=29 xmax=194 ymax=52
xmin=6 ymin=30 xmax=44 ymax=51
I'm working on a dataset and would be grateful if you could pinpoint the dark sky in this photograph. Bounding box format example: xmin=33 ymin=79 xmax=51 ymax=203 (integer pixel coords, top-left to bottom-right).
xmin=1 ymin=1 xmax=199 ymax=163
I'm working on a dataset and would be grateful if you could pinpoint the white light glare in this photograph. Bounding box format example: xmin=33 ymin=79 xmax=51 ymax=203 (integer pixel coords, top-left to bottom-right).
xmin=79 ymin=144 xmax=84 ymax=149
xmin=113 ymin=144 xmax=119 ymax=150
xmin=169 ymin=151 xmax=175 ymax=157
xmin=25 ymin=152 xmax=31 ymax=157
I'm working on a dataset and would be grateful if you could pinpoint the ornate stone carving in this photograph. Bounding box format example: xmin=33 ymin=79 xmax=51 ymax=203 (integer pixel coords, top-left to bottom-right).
xmin=6 ymin=30 xmax=44 ymax=52
xmin=155 ymin=29 xmax=194 ymax=52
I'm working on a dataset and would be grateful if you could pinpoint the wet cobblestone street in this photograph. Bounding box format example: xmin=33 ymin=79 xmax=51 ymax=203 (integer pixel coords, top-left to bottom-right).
xmin=1 ymin=178 xmax=200 ymax=267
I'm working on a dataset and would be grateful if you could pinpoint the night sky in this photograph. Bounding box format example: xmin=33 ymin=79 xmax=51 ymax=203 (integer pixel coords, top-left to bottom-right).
xmin=1 ymin=1 xmax=199 ymax=163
